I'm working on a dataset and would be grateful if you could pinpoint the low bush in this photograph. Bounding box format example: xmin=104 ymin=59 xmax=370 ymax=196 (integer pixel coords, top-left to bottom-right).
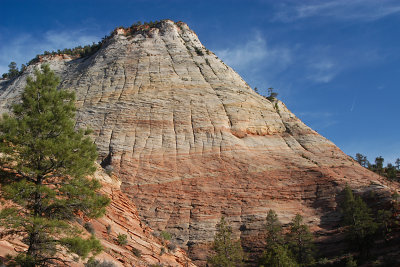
xmin=84 ymin=222 xmax=95 ymax=235
xmin=116 ymin=234 xmax=128 ymax=245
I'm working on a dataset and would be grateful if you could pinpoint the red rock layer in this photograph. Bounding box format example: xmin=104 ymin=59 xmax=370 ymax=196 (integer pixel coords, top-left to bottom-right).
xmin=0 ymin=168 xmax=196 ymax=267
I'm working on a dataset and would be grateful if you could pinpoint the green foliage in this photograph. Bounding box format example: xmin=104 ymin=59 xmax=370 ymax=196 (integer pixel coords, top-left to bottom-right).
xmin=132 ymin=247 xmax=142 ymax=258
xmin=0 ymin=65 xmax=109 ymax=266
xmin=345 ymin=255 xmax=357 ymax=267
xmin=106 ymin=224 xmax=112 ymax=235
xmin=4 ymin=253 xmax=36 ymax=267
xmin=259 ymin=244 xmax=298 ymax=267
xmin=376 ymin=209 xmax=393 ymax=241
xmin=395 ymin=158 xmax=400 ymax=170
xmin=266 ymin=87 xmax=278 ymax=101
xmin=122 ymin=20 xmax=162 ymax=37
xmin=1 ymin=61 xmax=25 ymax=80
xmin=7 ymin=62 xmax=20 ymax=78
xmin=374 ymin=156 xmax=384 ymax=175
xmin=117 ymin=233 xmax=128 ymax=245
xmin=375 ymin=156 xmax=384 ymax=170
xmin=85 ymin=258 xmax=116 ymax=267
xmin=355 ymin=153 xmax=369 ymax=168
xmin=160 ymin=247 xmax=166 ymax=255
xmin=160 ymin=230 xmax=172 ymax=240
xmin=339 ymin=185 xmax=378 ymax=258
xmin=260 ymin=210 xmax=299 ymax=266
xmin=60 ymin=236 xmax=102 ymax=258
xmin=385 ymin=163 xmax=397 ymax=180
xmin=84 ymin=222 xmax=96 ymax=234
xmin=286 ymin=214 xmax=315 ymax=266
xmin=355 ymin=153 xmax=399 ymax=181
xmin=207 ymin=217 xmax=245 ymax=267
xmin=32 ymin=42 xmax=103 ymax=63
xmin=265 ymin=209 xmax=284 ymax=248
xmin=194 ymin=46 xmax=204 ymax=56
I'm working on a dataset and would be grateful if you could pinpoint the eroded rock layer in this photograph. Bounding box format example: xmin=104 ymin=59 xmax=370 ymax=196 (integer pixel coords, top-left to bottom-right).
xmin=0 ymin=20 xmax=396 ymax=264
xmin=0 ymin=165 xmax=195 ymax=267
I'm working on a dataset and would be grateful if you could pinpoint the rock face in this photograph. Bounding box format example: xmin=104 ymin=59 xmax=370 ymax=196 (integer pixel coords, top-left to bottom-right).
xmin=0 ymin=20 xmax=397 ymax=264
xmin=0 ymin=166 xmax=195 ymax=267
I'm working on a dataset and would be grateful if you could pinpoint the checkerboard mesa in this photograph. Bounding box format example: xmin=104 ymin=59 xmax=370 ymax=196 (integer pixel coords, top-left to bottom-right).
xmin=0 ymin=20 xmax=398 ymax=266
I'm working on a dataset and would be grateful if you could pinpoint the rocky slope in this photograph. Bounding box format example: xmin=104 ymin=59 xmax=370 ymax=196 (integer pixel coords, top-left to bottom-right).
xmin=0 ymin=165 xmax=195 ymax=267
xmin=0 ymin=20 xmax=398 ymax=264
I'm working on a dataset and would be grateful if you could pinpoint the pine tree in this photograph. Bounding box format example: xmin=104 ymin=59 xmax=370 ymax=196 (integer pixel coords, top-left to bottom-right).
xmin=355 ymin=153 xmax=368 ymax=168
xmin=265 ymin=209 xmax=284 ymax=248
xmin=385 ymin=163 xmax=397 ymax=180
xmin=259 ymin=244 xmax=298 ymax=267
xmin=395 ymin=158 xmax=400 ymax=170
xmin=260 ymin=210 xmax=298 ymax=267
xmin=207 ymin=217 xmax=245 ymax=267
xmin=7 ymin=61 xmax=20 ymax=79
xmin=374 ymin=156 xmax=384 ymax=175
xmin=266 ymin=87 xmax=278 ymax=101
xmin=339 ymin=185 xmax=378 ymax=258
xmin=0 ymin=64 xmax=110 ymax=266
xmin=286 ymin=214 xmax=315 ymax=266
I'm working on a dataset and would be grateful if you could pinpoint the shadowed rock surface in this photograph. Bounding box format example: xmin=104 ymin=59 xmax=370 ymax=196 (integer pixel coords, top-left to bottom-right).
xmin=0 ymin=20 xmax=397 ymax=265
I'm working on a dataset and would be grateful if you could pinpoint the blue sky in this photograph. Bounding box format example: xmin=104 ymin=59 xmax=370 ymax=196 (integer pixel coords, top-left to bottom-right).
xmin=1 ymin=0 xmax=399 ymax=165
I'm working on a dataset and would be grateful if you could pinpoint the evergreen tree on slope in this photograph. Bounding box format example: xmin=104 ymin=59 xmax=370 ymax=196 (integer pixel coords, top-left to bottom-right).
xmin=0 ymin=65 xmax=110 ymax=266
xmin=207 ymin=217 xmax=245 ymax=267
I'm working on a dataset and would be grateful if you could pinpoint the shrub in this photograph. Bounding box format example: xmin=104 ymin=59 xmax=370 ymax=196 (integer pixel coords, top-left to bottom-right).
xmin=84 ymin=222 xmax=95 ymax=235
xmin=116 ymin=234 xmax=128 ymax=245
xmin=132 ymin=247 xmax=142 ymax=258
xmin=160 ymin=231 xmax=172 ymax=241
xmin=194 ymin=47 xmax=204 ymax=56
xmin=167 ymin=242 xmax=177 ymax=252
xmin=104 ymin=165 xmax=113 ymax=176
xmin=160 ymin=247 xmax=165 ymax=255
xmin=85 ymin=259 xmax=116 ymax=267
xmin=76 ymin=217 xmax=84 ymax=225
xmin=106 ymin=224 xmax=112 ymax=235
xmin=345 ymin=255 xmax=357 ymax=267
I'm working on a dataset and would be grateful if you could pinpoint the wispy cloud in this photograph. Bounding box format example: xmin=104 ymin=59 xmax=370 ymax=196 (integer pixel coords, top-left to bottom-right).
xmin=213 ymin=31 xmax=292 ymax=92
xmin=297 ymin=111 xmax=338 ymax=129
xmin=307 ymin=59 xmax=337 ymax=83
xmin=350 ymin=97 xmax=356 ymax=112
xmin=274 ymin=0 xmax=400 ymax=22
xmin=214 ymin=31 xmax=291 ymax=72
xmin=0 ymin=29 xmax=101 ymax=74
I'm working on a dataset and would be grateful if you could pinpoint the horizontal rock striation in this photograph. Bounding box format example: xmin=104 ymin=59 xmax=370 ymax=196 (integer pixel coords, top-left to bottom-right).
xmin=0 ymin=20 xmax=397 ymax=265
xmin=0 ymin=165 xmax=195 ymax=266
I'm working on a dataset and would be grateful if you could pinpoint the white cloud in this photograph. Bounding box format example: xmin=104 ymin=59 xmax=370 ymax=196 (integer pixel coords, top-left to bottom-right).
xmin=0 ymin=29 xmax=100 ymax=74
xmin=307 ymin=59 xmax=338 ymax=83
xmin=213 ymin=32 xmax=293 ymax=95
xmin=274 ymin=0 xmax=400 ymax=22
xmin=297 ymin=111 xmax=337 ymax=129
xmin=214 ymin=32 xmax=291 ymax=72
